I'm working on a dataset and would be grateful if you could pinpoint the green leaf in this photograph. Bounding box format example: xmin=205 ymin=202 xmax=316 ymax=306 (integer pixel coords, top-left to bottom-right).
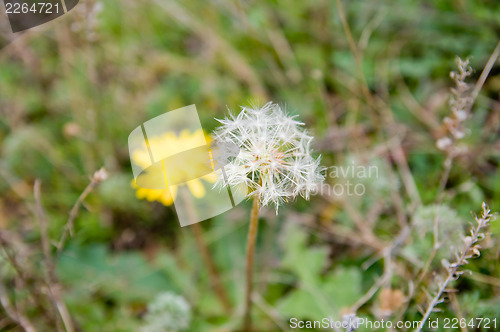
xmin=277 ymin=288 xmax=325 ymax=321
xmin=281 ymin=222 xmax=329 ymax=284
xmin=323 ymin=267 xmax=362 ymax=311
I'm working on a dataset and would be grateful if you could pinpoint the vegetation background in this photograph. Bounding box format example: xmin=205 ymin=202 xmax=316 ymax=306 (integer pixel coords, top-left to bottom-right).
xmin=0 ymin=0 xmax=499 ymax=331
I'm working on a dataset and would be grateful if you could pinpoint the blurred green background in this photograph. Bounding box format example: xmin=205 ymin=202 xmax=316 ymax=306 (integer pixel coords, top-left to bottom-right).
xmin=0 ymin=0 xmax=499 ymax=331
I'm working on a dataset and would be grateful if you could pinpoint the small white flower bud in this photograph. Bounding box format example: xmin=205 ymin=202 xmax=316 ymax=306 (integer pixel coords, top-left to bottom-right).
xmin=463 ymin=236 xmax=473 ymax=247
xmin=436 ymin=137 xmax=452 ymax=150
xmin=93 ymin=167 xmax=108 ymax=183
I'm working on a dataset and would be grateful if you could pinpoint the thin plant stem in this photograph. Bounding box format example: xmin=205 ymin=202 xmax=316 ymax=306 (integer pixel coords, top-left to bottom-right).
xmin=242 ymin=196 xmax=260 ymax=332
xmin=180 ymin=189 xmax=232 ymax=314
xmin=191 ymin=222 xmax=232 ymax=313
xmin=414 ymin=204 xmax=493 ymax=332
xmin=34 ymin=180 xmax=75 ymax=332
xmin=470 ymin=41 xmax=500 ymax=104
xmin=436 ymin=155 xmax=454 ymax=201
xmin=0 ymin=281 xmax=38 ymax=332
xmin=57 ymin=168 xmax=107 ymax=256
xmin=335 ymin=0 xmax=384 ymax=126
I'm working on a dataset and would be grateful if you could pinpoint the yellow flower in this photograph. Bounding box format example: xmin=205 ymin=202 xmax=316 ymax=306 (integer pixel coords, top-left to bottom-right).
xmin=131 ymin=129 xmax=216 ymax=206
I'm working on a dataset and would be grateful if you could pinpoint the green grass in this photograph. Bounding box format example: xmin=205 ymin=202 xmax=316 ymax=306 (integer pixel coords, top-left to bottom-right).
xmin=0 ymin=0 xmax=499 ymax=331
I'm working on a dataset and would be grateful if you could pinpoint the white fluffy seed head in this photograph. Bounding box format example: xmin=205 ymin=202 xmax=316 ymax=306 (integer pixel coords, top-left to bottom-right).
xmin=212 ymin=102 xmax=325 ymax=210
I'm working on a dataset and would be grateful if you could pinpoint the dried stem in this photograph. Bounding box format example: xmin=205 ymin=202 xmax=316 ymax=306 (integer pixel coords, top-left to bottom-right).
xmin=335 ymin=0 xmax=381 ymax=125
xmin=34 ymin=180 xmax=75 ymax=332
xmin=470 ymin=41 xmax=500 ymax=103
xmin=190 ymin=222 xmax=232 ymax=313
xmin=0 ymin=233 xmax=57 ymax=326
xmin=242 ymin=196 xmax=260 ymax=332
xmin=57 ymin=168 xmax=107 ymax=255
xmin=181 ymin=189 xmax=232 ymax=314
xmin=414 ymin=203 xmax=494 ymax=332
xmin=0 ymin=281 xmax=38 ymax=332
xmin=350 ymin=268 xmax=388 ymax=313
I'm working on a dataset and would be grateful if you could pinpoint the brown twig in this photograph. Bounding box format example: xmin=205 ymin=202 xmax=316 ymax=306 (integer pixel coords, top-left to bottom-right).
xmin=464 ymin=271 xmax=500 ymax=288
xmin=191 ymin=222 xmax=232 ymax=313
xmin=0 ymin=233 xmax=57 ymax=326
xmin=0 ymin=281 xmax=38 ymax=332
xmin=343 ymin=199 xmax=385 ymax=249
xmin=414 ymin=203 xmax=494 ymax=332
xmin=180 ymin=189 xmax=232 ymax=314
xmin=253 ymin=293 xmax=287 ymax=331
xmin=242 ymin=196 xmax=260 ymax=332
xmin=57 ymin=168 xmax=107 ymax=255
xmin=470 ymin=41 xmax=500 ymax=104
xmin=335 ymin=0 xmax=383 ymax=126
xmin=449 ymin=292 xmax=468 ymax=332
xmin=34 ymin=180 xmax=75 ymax=332
xmin=390 ymin=142 xmax=422 ymax=209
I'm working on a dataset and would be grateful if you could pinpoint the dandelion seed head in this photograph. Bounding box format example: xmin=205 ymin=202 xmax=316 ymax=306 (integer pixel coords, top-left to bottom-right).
xmin=212 ymin=102 xmax=325 ymax=210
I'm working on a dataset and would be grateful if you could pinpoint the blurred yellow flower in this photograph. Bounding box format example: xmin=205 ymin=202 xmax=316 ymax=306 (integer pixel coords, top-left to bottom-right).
xmin=131 ymin=129 xmax=216 ymax=206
